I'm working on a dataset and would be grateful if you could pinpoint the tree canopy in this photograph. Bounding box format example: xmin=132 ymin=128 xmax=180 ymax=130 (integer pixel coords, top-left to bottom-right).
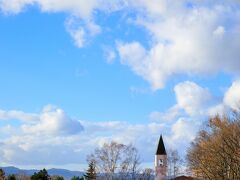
xmin=31 ymin=169 xmax=50 ymax=180
xmin=187 ymin=112 xmax=240 ymax=179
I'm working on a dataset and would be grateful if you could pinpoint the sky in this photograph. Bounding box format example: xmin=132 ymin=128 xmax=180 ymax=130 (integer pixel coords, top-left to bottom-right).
xmin=0 ymin=0 xmax=240 ymax=171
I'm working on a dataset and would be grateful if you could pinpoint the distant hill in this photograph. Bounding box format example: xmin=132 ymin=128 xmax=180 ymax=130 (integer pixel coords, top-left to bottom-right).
xmin=1 ymin=166 xmax=84 ymax=180
xmin=48 ymin=168 xmax=84 ymax=179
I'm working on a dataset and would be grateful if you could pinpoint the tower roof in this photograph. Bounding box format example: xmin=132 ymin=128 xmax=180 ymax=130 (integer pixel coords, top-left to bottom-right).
xmin=156 ymin=135 xmax=167 ymax=155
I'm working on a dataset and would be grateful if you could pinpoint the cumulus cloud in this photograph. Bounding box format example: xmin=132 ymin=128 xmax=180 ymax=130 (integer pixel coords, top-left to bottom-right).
xmin=150 ymin=80 xmax=240 ymax=150
xmin=149 ymin=81 xmax=217 ymax=150
xmin=0 ymin=105 xmax=84 ymax=137
xmin=0 ymin=0 xmax=34 ymax=14
xmin=0 ymin=105 xmax=84 ymax=165
xmin=0 ymin=109 xmax=38 ymax=122
xmin=150 ymin=81 xmax=219 ymax=122
xmin=22 ymin=105 xmax=83 ymax=136
xmin=0 ymin=106 xmax=166 ymax=166
xmin=151 ymin=80 xmax=231 ymax=121
xmin=149 ymin=105 xmax=180 ymax=122
xmin=117 ymin=1 xmax=240 ymax=89
xmin=224 ymin=80 xmax=240 ymax=110
xmin=174 ymin=81 xmax=213 ymax=117
xmin=0 ymin=0 xmax=98 ymax=17
xmin=0 ymin=103 xmax=194 ymax=168
xmin=0 ymin=81 xmax=225 ymax=167
xmin=169 ymin=118 xmax=199 ymax=147
xmin=1 ymin=79 xmax=240 ymax=168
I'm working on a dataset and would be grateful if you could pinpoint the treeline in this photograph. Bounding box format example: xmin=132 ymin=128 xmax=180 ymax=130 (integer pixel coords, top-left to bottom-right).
xmin=0 ymin=168 xmax=84 ymax=180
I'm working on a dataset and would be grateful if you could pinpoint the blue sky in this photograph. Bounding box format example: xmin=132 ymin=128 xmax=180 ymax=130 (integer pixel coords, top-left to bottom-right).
xmin=0 ymin=0 xmax=240 ymax=171
xmin=0 ymin=8 xmax=169 ymax=121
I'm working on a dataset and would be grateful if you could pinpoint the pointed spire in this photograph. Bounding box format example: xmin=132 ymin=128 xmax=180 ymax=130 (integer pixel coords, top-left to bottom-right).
xmin=156 ymin=135 xmax=167 ymax=155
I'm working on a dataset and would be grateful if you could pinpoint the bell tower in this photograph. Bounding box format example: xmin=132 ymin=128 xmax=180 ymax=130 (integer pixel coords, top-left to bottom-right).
xmin=155 ymin=135 xmax=167 ymax=180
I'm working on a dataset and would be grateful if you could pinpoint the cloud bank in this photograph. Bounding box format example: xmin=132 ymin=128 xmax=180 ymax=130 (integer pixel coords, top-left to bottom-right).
xmin=0 ymin=80 xmax=240 ymax=168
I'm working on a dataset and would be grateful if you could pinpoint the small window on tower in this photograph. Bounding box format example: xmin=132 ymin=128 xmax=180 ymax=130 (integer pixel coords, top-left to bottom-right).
xmin=159 ymin=159 xmax=164 ymax=166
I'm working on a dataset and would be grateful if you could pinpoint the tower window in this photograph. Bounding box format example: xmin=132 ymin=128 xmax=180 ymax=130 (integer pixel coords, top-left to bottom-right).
xmin=159 ymin=159 xmax=164 ymax=166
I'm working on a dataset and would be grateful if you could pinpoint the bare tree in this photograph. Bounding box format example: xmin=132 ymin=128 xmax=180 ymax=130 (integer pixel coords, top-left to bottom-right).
xmin=167 ymin=149 xmax=182 ymax=179
xmin=16 ymin=174 xmax=30 ymax=180
xmin=187 ymin=112 xmax=240 ymax=179
xmin=119 ymin=144 xmax=140 ymax=180
xmin=138 ymin=168 xmax=154 ymax=180
xmin=88 ymin=141 xmax=141 ymax=180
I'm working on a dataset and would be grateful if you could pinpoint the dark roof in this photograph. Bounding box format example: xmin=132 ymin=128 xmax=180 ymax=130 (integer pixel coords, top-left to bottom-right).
xmin=156 ymin=135 xmax=167 ymax=155
xmin=173 ymin=176 xmax=197 ymax=180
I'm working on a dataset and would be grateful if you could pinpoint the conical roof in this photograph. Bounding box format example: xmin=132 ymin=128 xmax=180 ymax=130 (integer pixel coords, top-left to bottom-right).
xmin=156 ymin=135 xmax=166 ymax=155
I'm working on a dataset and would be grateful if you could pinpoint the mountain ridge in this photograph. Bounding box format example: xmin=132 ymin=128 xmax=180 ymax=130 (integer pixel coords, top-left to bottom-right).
xmin=1 ymin=166 xmax=84 ymax=180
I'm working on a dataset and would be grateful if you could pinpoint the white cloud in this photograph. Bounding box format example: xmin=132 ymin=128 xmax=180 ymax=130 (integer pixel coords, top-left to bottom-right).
xmin=0 ymin=104 xmax=184 ymax=168
xmin=174 ymin=81 xmax=213 ymax=117
xmin=149 ymin=80 xmax=240 ymax=151
xmin=0 ymin=0 xmax=98 ymax=18
xmin=0 ymin=85 xmax=218 ymax=167
xmin=117 ymin=41 xmax=168 ymax=89
xmin=0 ymin=105 xmax=84 ymax=166
xmin=0 ymin=0 xmax=34 ymax=14
xmin=148 ymin=81 xmax=217 ymax=150
xmin=117 ymin=1 xmax=240 ymax=89
xmin=150 ymin=81 xmax=218 ymax=123
xmin=1 ymin=1 xmax=240 ymax=85
xmin=67 ymin=26 xmax=85 ymax=48
xmin=0 ymin=105 xmax=83 ymax=138
xmin=207 ymin=104 xmax=225 ymax=117
xmin=65 ymin=17 xmax=101 ymax=48
xmin=213 ymin=26 xmax=225 ymax=37
xmin=0 ymin=109 xmax=38 ymax=122
xmin=150 ymin=81 xmax=230 ymax=122
xmin=224 ymin=80 xmax=240 ymax=110
xmin=1 ymin=79 xmax=239 ymax=168
xmin=149 ymin=105 xmax=180 ymax=122
xmin=21 ymin=105 xmax=83 ymax=136
xmin=0 ymin=114 xmax=163 ymax=167
xmin=170 ymin=118 xmax=198 ymax=142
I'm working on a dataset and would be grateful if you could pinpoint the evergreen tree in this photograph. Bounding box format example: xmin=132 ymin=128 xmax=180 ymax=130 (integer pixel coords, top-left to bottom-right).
xmin=7 ymin=174 xmax=16 ymax=180
xmin=84 ymin=161 xmax=97 ymax=180
xmin=70 ymin=176 xmax=84 ymax=180
xmin=51 ymin=175 xmax=64 ymax=180
xmin=31 ymin=168 xmax=50 ymax=180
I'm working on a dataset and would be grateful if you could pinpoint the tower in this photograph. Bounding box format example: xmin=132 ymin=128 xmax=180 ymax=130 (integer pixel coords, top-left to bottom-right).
xmin=155 ymin=135 xmax=167 ymax=180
